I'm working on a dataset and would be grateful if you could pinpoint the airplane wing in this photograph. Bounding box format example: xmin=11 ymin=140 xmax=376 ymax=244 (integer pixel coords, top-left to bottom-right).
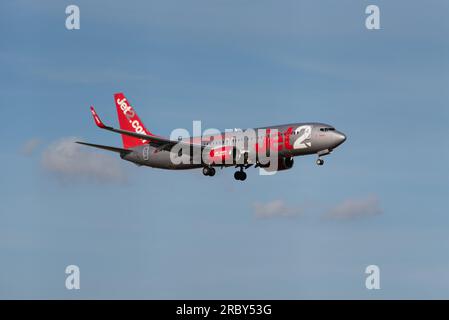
xmin=89 ymin=106 xmax=207 ymax=153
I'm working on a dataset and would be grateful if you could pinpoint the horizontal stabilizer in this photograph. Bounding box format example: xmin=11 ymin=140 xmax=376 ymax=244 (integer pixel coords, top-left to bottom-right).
xmin=76 ymin=141 xmax=132 ymax=155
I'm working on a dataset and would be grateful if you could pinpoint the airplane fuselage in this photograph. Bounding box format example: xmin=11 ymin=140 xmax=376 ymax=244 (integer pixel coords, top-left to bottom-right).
xmin=121 ymin=122 xmax=346 ymax=170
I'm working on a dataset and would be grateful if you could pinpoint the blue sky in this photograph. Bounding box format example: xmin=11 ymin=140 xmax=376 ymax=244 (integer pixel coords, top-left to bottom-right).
xmin=1 ymin=0 xmax=448 ymax=299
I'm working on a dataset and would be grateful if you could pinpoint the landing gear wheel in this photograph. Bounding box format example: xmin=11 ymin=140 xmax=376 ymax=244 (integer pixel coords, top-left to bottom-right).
xmin=203 ymin=167 xmax=215 ymax=176
xmin=234 ymin=171 xmax=247 ymax=181
xmin=316 ymin=158 xmax=324 ymax=166
xmin=234 ymin=171 xmax=241 ymax=180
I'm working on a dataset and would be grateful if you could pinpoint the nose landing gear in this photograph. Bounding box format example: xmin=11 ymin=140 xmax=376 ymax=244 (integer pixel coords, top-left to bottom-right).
xmin=316 ymin=149 xmax=331 ymax=166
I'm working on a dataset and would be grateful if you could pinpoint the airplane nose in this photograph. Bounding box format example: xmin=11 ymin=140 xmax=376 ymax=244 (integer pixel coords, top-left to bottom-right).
xmin=334 ymin=131 xmax=346 ymax=146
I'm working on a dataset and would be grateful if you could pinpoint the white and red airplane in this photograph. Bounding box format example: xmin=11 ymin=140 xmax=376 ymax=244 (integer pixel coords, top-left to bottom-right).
xmin=77 ymin=93 xmax=346 ymax=181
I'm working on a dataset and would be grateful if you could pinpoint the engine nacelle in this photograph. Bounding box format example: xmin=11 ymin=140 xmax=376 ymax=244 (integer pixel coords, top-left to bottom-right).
xmin=261 ymin=156 xmax=294 ymax=172
xmin=279 ymin=156 xmax=294 ymax=170
xmin=207 ymin=146 xmax=235 ymax=165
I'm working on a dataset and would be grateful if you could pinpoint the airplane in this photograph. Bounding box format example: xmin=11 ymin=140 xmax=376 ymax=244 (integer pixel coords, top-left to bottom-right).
xmin=77 ymin=93 xmax=346 ymax=181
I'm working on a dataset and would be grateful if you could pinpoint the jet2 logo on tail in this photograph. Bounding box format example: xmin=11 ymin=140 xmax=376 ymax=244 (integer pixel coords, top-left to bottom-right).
xmin=116 ymin=98 xmax=147 ymax=143
xmin=117 ymin=98 xmax=135 ymax=119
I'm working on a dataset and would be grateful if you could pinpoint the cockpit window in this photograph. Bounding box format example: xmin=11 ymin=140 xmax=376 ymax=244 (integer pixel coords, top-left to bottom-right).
xmin=320 ymin=127 xmax=336 ymax=132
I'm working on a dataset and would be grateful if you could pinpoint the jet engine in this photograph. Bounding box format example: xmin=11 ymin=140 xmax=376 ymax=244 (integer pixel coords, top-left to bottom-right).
xmin=279 ymin=156 xmax=294 ymax=170
xmin=261 ymin=156 xmax=294 ymax=171
xmin=207 ymin=146 xmax=235 ymax=165
xmin=206 ymin=146 xmax=250 ymax=165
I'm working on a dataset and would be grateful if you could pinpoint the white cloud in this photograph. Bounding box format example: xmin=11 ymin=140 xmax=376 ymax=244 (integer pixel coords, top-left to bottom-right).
xmin=41 ymin=137 xmax=126 ymax=183
xmin=253 ymin=195 xmax=383 ymax=221
xmin=324 ymin=195 xmax=382 ymax=220
xmin=21 ymin=138 xmax=41 ymax=155
xmin=253 ymin=200 xmax=303 ymax=219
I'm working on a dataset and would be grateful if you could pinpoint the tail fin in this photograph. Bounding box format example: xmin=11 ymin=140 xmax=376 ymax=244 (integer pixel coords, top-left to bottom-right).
xmin=114 ymin=92 xmax=153 ymax=149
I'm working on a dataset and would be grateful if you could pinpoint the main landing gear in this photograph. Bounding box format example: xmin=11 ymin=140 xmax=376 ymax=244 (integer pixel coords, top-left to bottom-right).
xmin=203 ymin=165 xmax=247 ymax=181
xmin=316 ymin=158 xmax=324 ymax=166
xmin=234 ymin=167 xmax=247 ymax=181
xmin=202 ymin=166 xmax=216 ymax=177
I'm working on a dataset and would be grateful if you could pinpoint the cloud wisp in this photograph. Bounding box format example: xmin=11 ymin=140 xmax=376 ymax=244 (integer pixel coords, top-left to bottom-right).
xmin=41 ymin=137 xmax=126 ymax=184
xmin=253 ymin=200 xmax=303 ymax=219
xmin=323 ymin=195 xmax=382 ymax=220
xmin=20 ymin=138 xmax=41 ymax=155
xmin=253 ymin=195 xmax=383 ymax=221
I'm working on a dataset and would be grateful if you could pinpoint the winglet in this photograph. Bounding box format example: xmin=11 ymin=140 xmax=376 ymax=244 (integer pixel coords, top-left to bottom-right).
xmin=90 ymin=106 xmax=106 ymax=128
